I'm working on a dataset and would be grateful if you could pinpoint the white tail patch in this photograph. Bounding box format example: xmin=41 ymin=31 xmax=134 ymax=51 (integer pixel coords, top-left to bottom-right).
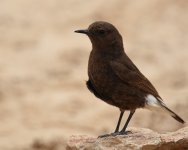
xmin=145 ymin=94 xmax=170 ymax=115
xmin=145 ymin=94 xmax=185 ymax=124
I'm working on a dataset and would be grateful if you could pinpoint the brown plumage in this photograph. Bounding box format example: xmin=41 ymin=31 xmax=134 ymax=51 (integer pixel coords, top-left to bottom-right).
xmin=75 ymin=21 xmax=185 ymax=137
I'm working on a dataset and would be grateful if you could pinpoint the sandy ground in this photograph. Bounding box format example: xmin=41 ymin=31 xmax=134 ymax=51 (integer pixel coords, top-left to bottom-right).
xmin=0 ymin=0 xmax=188 ymax=149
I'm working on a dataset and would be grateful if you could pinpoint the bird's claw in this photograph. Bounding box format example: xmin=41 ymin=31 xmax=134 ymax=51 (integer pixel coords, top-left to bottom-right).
xmin=97 ymin=133 xmax=111 ymax=138
xmin=98 ymin=131 xmax=132 ymax=138
xmin=111 ymin=130 xmax=132 ymax=136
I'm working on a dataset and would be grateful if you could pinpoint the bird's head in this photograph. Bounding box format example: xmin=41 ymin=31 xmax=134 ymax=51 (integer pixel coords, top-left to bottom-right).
xmin=75 ymin=21 xmax=123 ymax=50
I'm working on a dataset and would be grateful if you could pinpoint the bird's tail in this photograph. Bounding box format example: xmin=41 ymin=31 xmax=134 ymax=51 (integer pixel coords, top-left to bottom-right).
xmin=145 ymin=95 xmax=185 ymax=124
xmin=161 ymin=104 xmax=185 ymax=124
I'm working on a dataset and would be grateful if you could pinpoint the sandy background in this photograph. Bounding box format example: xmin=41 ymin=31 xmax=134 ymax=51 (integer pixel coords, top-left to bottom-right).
xmin=0 ymin=0 xmax=188 ymax=149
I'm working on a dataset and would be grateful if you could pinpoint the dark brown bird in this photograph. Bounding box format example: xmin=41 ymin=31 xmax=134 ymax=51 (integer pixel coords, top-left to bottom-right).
xmin=75 ymin=21 xmax=185 ymax=137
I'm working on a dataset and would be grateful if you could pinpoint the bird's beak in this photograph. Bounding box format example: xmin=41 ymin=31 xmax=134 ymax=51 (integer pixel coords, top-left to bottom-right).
xmin=74 ymin=29 xmax=89 ymax=34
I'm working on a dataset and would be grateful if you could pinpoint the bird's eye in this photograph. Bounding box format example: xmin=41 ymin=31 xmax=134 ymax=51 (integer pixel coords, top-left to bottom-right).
xmin=97 ymin=30 xmax=105 ymax=35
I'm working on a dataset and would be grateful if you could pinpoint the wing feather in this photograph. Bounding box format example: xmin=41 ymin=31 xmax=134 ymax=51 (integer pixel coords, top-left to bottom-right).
xmin=110 ymin=61 xmax=159 ymax=97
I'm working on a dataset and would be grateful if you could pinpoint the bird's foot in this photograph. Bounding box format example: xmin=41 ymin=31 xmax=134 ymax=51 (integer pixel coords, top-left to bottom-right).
xmin=97 ymin=133 xmax=111 ymax=138
xmin=111 ymin=130 xmax=132 ymax=136
xmin=98 ymin=131 xmax=132 ymax=138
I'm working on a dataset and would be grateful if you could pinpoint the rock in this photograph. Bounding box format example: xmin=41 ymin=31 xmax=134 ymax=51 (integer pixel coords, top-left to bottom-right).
xmin=66 ymin=127 xmax=188 ymax=150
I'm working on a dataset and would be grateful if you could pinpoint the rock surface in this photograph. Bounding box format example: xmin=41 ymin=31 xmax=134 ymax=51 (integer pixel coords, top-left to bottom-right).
xmin=66 ymin=127 xmax=188 ymax=150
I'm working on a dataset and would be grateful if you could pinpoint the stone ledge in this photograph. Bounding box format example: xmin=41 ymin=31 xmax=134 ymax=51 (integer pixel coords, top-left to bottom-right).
xmin=66 ymin=127 xmax=188 ymax=150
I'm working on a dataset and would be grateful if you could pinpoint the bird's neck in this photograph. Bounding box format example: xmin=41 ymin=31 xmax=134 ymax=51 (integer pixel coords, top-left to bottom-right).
xmin=91 ymin=40 xmax=124 ymax=59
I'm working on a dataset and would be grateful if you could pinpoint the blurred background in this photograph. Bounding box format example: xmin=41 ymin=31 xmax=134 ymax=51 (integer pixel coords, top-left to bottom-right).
xmin=0 ymin=0 xmax=187 ymax=149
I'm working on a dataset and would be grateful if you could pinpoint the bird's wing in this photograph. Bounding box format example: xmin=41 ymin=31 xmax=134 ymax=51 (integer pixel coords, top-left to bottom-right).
xmin=110 ymin=60 xmax=185 ymax=124
xmin=110 ymin=60 xmax=159 ymax=97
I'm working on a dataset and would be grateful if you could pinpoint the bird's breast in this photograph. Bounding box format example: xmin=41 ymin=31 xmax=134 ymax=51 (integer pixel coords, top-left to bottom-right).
xmin=88 ymin=51 xmax=117 ymax=96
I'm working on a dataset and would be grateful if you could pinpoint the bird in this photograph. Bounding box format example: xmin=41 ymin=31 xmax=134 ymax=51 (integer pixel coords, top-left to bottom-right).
xmin=75 ymin=21 xmax=185 ymax=138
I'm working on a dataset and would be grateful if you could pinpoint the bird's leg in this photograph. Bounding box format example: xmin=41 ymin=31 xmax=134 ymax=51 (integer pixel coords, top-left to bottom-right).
xmin=114 ymin=110 xmax=124 ymax=133
xmin=98 ymin=110 xmax=135 ymax=138
xmin=98 ymin=110 xmax=124 ymax=138
xmin=119 ymin=110 xmax=135 ymax=134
